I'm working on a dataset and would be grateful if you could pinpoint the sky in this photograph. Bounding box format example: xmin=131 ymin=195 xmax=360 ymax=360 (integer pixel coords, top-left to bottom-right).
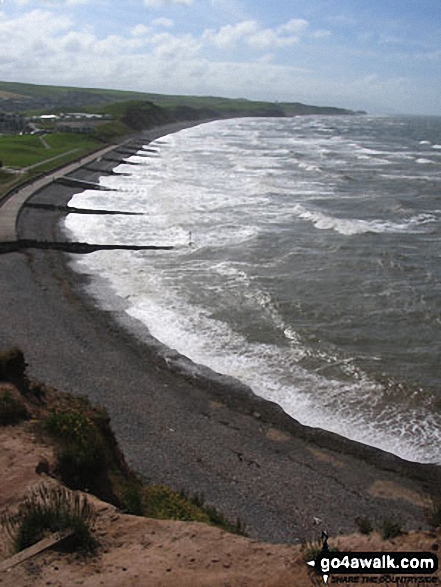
xmin=1 ymin=0 xmax=440 ymax=115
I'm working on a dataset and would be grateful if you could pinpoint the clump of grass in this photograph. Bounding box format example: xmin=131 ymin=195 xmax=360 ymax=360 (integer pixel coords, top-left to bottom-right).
xmin=379 ymin=518 xmax=402 ymax=540
xmin=144 ymin=485 xmax=211 ymax=523
xmin=43 ymin=405 xmax=106 ymax=490
xmin=189 ymin=493 xmax=247 ymax=536
xmin=425 ymin=498 xmax=441 ymax=528
xmin=1 ymin=484 xmax=97 ymax=554
xmin=355 ymin=515 xmax=374 ymax=535
xmin=140 ymin=486 xmax=246 ymax=535
xmin=302 ymin=536 xmax=338 ymax=569
xmin=0 ymin=390 xmax=29 ymax=425
xmin=121 ymin=479 xmax=144 ymax=516
xmin=302 ymin=538 xmax=325 ymax=563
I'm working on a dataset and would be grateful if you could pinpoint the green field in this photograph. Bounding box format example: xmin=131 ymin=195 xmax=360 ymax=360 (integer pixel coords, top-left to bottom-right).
xmin=0 ymin=132 xmax=102 ymax=198
xmin=0 ymin=133 xmax=100 ymax=169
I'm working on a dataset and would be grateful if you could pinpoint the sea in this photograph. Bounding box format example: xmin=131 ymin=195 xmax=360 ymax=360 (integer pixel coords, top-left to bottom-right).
xmin=63 ymin=114 xmax=441 ymax=464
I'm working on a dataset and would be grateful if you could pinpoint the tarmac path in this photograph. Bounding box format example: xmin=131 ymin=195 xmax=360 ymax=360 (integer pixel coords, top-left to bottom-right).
xmin=0 ymin=140 xmax=125 ymax=242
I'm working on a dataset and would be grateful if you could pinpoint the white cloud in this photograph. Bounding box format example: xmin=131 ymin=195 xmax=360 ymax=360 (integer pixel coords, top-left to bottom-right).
xmin=0 ymin=9 xmax=311 ymax=99
xmin=278 ymin=19 xmax=308 ymax=35
xmin=150 ymin=31 xmax=201 ymax=59
xmin=143 ymin=0 xmax=193 ymax=7
xmin=131 ymin=19 xmax=173 ymax=39
xmin=15 ymin=0 xmax=88 ymax=5
xmin=131 ymin=24 xmax=151 ymax=36
xmin=0 ymin=10 xmax=71 ymax=55
xmin=153 ymin=17 xmax=174 ymax=28
xmin=203 ymin=18 xmax=320 ymax=51
xmin=205 ymin=19 xmax=309 ymax=50
xmin=204 ymin=20 xmax=259 ymax=49
xmin=0 ymin=9 xmax=326 ymax=97
xmin=247 ymin=27 xmax=300 ymax=49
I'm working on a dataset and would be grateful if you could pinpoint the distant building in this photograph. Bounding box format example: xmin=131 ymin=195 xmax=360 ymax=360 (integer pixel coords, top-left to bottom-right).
xmin=54 ymin=112 xmax=112 ymax=133
xmin=56 ymin=120 xmax=96 ymax=133
xmin=0 ymin=112 xmax=26 ymax=133
xmin=38 ymin=114 xmax=59 ymax=121
xmin=64 ymin=113 xmax=107 ymax=120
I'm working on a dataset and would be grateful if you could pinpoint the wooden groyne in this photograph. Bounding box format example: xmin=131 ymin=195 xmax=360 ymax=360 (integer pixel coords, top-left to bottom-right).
xmin=0 ymin=239 xmax=173 ymax=255
xmin=54 ymin=176 xmax=116 ymax=191
xmin=102 ymin=156 xmax=140 ymax=166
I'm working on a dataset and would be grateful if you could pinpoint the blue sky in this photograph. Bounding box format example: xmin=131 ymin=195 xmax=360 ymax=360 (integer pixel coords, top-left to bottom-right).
xmin=1 ymin=0 xmax=440 ymax=114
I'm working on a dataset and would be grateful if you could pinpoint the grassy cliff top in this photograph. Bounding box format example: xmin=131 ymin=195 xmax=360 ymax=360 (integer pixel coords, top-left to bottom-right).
xmin=0 ymin=80 xmax=358 ymax=117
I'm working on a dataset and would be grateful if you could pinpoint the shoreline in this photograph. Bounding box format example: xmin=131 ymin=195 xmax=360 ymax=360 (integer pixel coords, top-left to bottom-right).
xmin=1 ymin=121 xmax=440 ymax=542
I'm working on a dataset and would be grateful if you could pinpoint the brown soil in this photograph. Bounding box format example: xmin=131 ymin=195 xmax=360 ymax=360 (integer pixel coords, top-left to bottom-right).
xmin=0 ymin=412 xmax=439 ymax=587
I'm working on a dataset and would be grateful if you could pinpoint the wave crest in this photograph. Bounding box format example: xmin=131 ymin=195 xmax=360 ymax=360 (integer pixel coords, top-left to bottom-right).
xmin=292 ymin=204 xmax=435 ymax=235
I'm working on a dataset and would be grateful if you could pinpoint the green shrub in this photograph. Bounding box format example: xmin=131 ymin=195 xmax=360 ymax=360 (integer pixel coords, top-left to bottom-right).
xmin=379 ymin=518 xmax=402 ymax=540
xmin=0 ymin=390 xmax=29 ymax=425
xmin=43 ymin=408 xmax=106 ymax=488
xmin=93 ymin=120 xmax=129 ymax=142
xmin=121 ymin=479 xmax=144 ymax=516
xmin=355 ymin=515 xmax=374 ymax=535
xmin=1 ymin=484 xmax=97 ymax=553
xmin=142 ymin=487 xmax=246 ymax=535
xmin=144 ymin=485 xmax=210 ymax=523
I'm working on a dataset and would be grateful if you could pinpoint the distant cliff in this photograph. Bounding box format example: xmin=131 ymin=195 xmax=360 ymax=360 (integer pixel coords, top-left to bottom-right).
xmin=280 ymin=101 xmax=365 ymax=116
xmin=0 ymin=80 xmax=363 ymax=118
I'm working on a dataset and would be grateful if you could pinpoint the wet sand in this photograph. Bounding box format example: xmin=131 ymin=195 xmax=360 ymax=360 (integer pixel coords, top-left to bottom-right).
xmin=0 ymin=122 xmax=439 ymax=543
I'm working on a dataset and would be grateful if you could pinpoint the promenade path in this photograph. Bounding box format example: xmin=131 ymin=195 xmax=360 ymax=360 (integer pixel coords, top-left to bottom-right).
xmin=0 ymin=141 xmax=124 ymax=242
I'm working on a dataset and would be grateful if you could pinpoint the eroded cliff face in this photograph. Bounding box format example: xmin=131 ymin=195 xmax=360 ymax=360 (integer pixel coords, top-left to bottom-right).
xmin=0 ymin=413 xmax=439 ymax=587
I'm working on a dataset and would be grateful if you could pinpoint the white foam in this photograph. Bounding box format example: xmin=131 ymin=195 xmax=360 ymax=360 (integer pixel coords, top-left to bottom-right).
xmin=298 ymin=162 xmax=321 ymax=172
xmin=380 ymin=173 xmax=441 ymax=181
xmin=63 ymin=116 xmax=441 ymax=465
xmin=356 ymin=155 xmax=391 ymax=166
xmin=72 ymin=247 xmax=441 ymax=464
xmin=416 ymin=158 xmax=435 ymax=164
xmin=291 ymin=204 xmax=435 ymax=236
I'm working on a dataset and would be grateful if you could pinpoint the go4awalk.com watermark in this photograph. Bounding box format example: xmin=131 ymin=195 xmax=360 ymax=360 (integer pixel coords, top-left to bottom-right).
xmin=307 ymin=538 xmax=439 ymax=585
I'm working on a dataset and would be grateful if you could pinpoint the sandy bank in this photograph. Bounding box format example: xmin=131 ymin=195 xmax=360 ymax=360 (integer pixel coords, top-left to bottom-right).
xmin=2 ymin=415 xmax=438 ymax=587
